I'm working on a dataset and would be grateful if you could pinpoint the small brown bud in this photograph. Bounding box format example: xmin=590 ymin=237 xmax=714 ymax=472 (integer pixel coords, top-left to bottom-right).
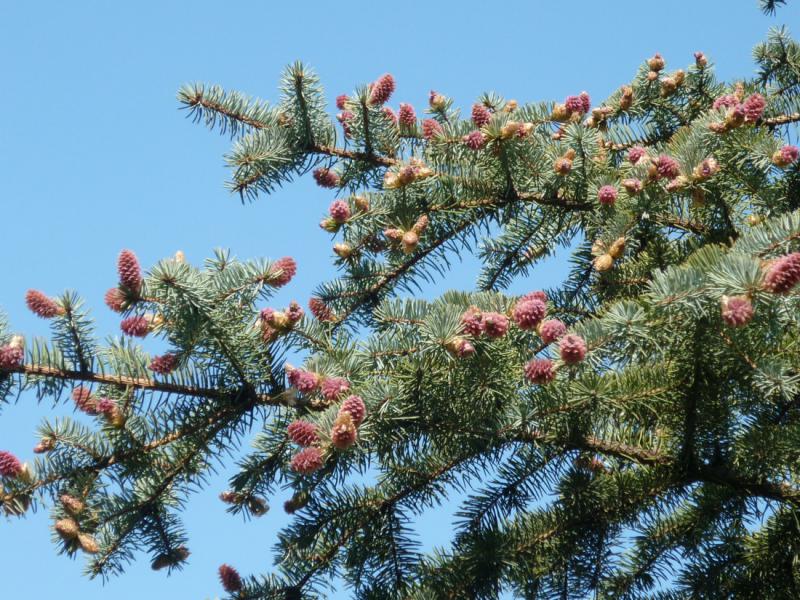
xmin=401 ymin=230 xmax=419 ymax=254
xmin=78 ymin=533 xmax=100 ymax=554
xmin=60 ymin=494 xmax=85 ymax=516
xmin=353 ymin=195 xmax=370 ymax=212
xmin=647 ymin=70 xmax=659 ymax=82
xmin=551 ymin=103 xmax=570 ymax=121
xmin=594 ymin=254 xmax=614 ymax=272
xmin=333 ymin=243 xmax=354 ymax=259
xmin=619 ymin=86 xmax=634 ymax=111
xmin=33 ymin=437 xmax=55 ymax=454
xmin=647 ymin=53 xmax=665 ymax=72
xmin=412 ymin=215 xmax=429 ymax=234
xmin=608 ymin=237 xmax=626 ymax=260
xmin=246 ymin=496 xmax=268 ymax=516
xmin=384 ymin=228 xmax=403 ymax=243
xmin=503 ymin=99 xmax=518 ymax=112
xmin=55 ymin=518 xmax=80 ymax=541
xmin=319 ymin=217 xmax=340 ymax=233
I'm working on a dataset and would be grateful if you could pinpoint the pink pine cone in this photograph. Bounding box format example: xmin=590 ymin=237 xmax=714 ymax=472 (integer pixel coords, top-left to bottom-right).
xmin=513 ymin=298 xmax=546 ymax=330
xmin=383 ymin=106 xmax=398 ymax=125
xmin=0 ymin=450 xmax=23 ymax=478
xmin=721 ymin=296 xmax=754 ymax=327
xmin=565 ymin=92 xmax=590 ymax=114
xmin=559 ymin=334 xmax=587 ymax=364
xmin=369 ymin=73 xmax=395 ymax=105
xmin=525 ymin=358 xmax=555 ymax=384
xmin=120 ymin=315 xmax=149 ymax=338
xmin=329 ymin=200 xmax=351 ymax=224
xmin=461 ymin=308 xmax=484 ymax=337
xmin=287 ymin=368 xmax=319 ymax=394
xmin=742 ymin=93 xmax=766 ymax=123
xmin=290 ymin=447 xmax=323 ymax=474
xmin=712 ymin=94 xmax=740 ymax=110
xmin=331 ymin=414 xmax=357 ymax=450
xmin=463 ymin=130 xmax=486 ymax=150
xmin=309 ymin=297 xmax=333 ymax=322
xmin=779 ymin=145 xmax=799 ymax=165
xmin=598 ymin=185 xmax=618 ymax=206
xmin=287 ymin=420 xmax=319 ymax=446
xmin=286 ymin=301 xmax=304 ymax=323
xmin=117 ymin=249 xmax=143 ymax=293
xmin=335 ymin=94 xmax=348 ymax=110
xmin=218 ymin=564 xmax=243 ymax=593
xmin=398 ymin=103 xmax=416 ymax=127
xmin=763 ymin=252 xmax=800 ymax=294
xmin=96 ymin=397 xmax=117 ymax=416
xmin=313 ymin=168 xmax=340 ymax=189
xmin=482 ymin=312 xmax=509 ymax=338
xmin=72 ymin=386 xmax=98 ymax=415
xmin=339 ymin=395 xmax=366 ymax=426
xmin=539 ymin=319 xmax=567 ymax=344
xmin=149 ymin=353 xmax=178 ymax=374
xmin=628 ymin=146 xmax=647 ymax=165
xmin=0 ymin=345 xmax=24 ymax=369
xmin=471 ymin=103 xmax=492 ymax=127
xmin=455 ymin=339 xmax=475 ymax=358
xmin=104 ymin=287 xmax=126 ymax=313
xmin=655 ymin=155 xmax=680 ymax=179
xmin=422 ymin=119 xmax=442 ymax=139
xmin=522 ymin=291 xmax=548 ymax=303
xmin=321 ymin=376 xmax=350 ymax=401
xmin=270 ymin=257 xmax=297 ymax=287
xmin=25 ymin=290 xmax=62 ymax=319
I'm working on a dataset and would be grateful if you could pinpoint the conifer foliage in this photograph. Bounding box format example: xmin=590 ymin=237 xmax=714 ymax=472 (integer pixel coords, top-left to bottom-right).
xmin=3 ymin=5 xmax=800 ymax=598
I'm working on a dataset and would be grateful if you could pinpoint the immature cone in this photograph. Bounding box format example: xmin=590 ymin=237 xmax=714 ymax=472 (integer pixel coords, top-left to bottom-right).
xmin=398 ymin=103 xmax=416 ymax=127
xmin=0 ymin=344 xmax=24 ymax=369
xmin=694 ymin=51 xmax=708 ymax=67
xmin=412 ymin=215 xmax=430 ymax=234
xmin=120 ymin=315 xmax=150 ymax=338
xmin=149 ymin=353 xmax=178 ymax=375
xmin=608 ymin=237 xmax=626 ymax=260
xmin=513 ymin=298 xmax=547 ymax=330
xmin=461 ymin=307 xmax=484 ymax=336
xmin=463 ymin=130 xmax=487 ymax=150
xmin=290 ymin=447 xmax=323 ymax=474
xmin=335 ymin=94 xmax=348 ymax=110
xmin=622 ymin=178 xmax=643 ymax=195
xmin=628 ymin=146 xmax=647 ymax=165
xmin=60 ymin=494 xmax=85 ymax=515
xmin=654 ymin=155 xmax=680 ymax=179
xmin=283 ymin=491 xmax=310 ymax=514
xmin=763 ymin=252 xmax=800 ymax=294
xmin=471 ymin=103 xmax=492 ymax=127
xmin=429 ymin=90 xmax=447 ymax=110
xmin=321 ymin=376 xmax=350 ymax=402
xmin=339 ymin=395 xmax=366 ymax=426
xmin=313 ymin=168 xmax=340 ymax=188
xmin=525 ymin=358 xmax=555 ymax=384
xmin=55 ymin=518 xmax=80 ymax=540
xmin=0 ymin=450 xmax=23 ymax=478
xmin=401 ymin=230 xmax=419 ymax=254
xmin=597 ymin=185 xmax=618 ymax=206
xmin=539 ymin=319 xmax=567 ymax=344
xmin=33 ymin=437 xmax=55 ymax=454
xmin=309 ymin=297 xmax=333 ymax=322
xmin=647 ymin=53 xmax=665 ymax=71
xmin=564 ymin=92 xmax=590 ymax=115
xmin=117 ymin=249 xmax=143 ymax=294
xmin=72 ymin=386 xmax=98 ymax=415
xmin=721 ymin=295 xmax=754 ymax=327
xmin=333 ymin=243 xmax=354 ymax=259
xmin=151 ymin=546 xmax=191 ymax=571
xmin=693 ymin=157 xmax=719 ymax=180
xmin=559 ymin=334 xmax=588 ymax=364
xmin=270 ymin=257 xmax=297 ymax=287
xmin=422 ymin=119 xmax=442 ymax=139
xmin=104 ymin=287 xmax=126 ymax=313
xmin=289 ymin=370 xmax=320 ymax=394
xmin=619 ymin=86 xmax=634 ymax=110
xmin=354 ymin=195 xmax=370 ymax=212
xmin=369 ymin=73 xmax=395 ymax=105
xmin=446 ymin=337 xmax=475 ymax=358
xmin=593 ymin=254 xmax=614 ymax=272
xmin=219 ymin=564 xmax=243 ymax=593
xmin=25 ymin=290 xmax=63 ymax=319
xmin=554 ymin=157 xmax=572 ymax=176
xmin=742 ymin=93 xmax=766 ymax=123
xmin=78 ymin=533 xmax=100 ymax=554
xmin=329 ymin=199 xmax=351 ymax=224
xmin=287 ymin=420 xmax=319 ymax=447
xmin=382 ymin=106 xmax=398 ymax=125
xmin=331 ymin=413 xmax=357 ymax=450
xmin=772 ymin=145 xmax=800 ymax=168
xmin=482 ymin=312 xmax=509 ymax=338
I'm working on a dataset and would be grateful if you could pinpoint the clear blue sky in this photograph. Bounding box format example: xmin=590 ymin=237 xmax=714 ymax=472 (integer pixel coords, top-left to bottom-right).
xmin=1 ymin=1 xmax=797 ymax=598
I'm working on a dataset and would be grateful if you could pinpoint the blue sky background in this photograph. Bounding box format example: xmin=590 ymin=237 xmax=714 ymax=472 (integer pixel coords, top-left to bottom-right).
xmin=1 ymin=1 xmax=798 ymax=598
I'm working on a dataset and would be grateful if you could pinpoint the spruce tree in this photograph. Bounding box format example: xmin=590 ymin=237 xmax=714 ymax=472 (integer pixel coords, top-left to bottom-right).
xmin=2 ymin=3 xmax=800 ymax=598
